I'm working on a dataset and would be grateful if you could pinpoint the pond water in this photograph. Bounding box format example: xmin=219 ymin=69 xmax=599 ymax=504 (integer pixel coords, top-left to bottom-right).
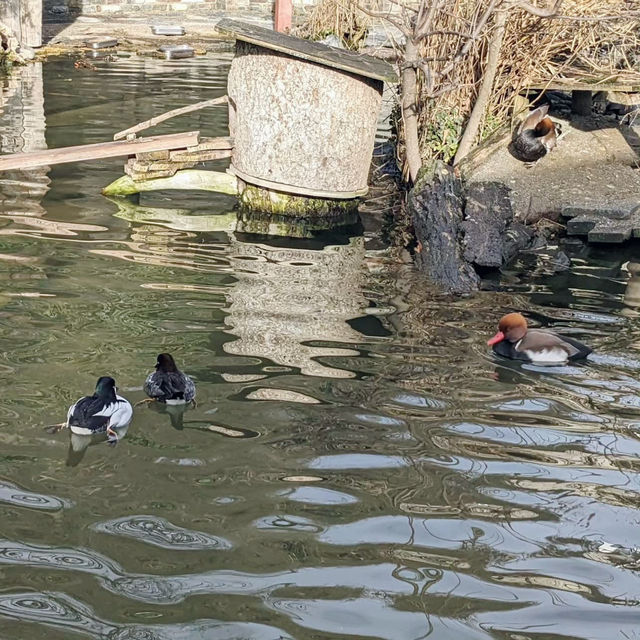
xmin=0 ymin=54 xmax=640 ymax=640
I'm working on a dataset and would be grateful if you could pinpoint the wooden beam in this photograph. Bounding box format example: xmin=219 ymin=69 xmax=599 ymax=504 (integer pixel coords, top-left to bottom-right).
xmin=526 ymin=81 xmax=640 ymax=92
xmin=113 ymin=96 xmax=228 ymax=141
xmin=0 ymin=131 xmax=200 ymax=172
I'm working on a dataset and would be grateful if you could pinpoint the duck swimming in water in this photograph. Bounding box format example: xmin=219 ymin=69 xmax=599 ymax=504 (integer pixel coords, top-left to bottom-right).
xmin=143 ymin=353 xmax=196 ymax=406
xmin=488 ymin=313 xmax=592 ymax=365
xmin=513 ymin=104 xmax=560 ymax=163
xmin=51 ymin=376 xmax=133 ymax=445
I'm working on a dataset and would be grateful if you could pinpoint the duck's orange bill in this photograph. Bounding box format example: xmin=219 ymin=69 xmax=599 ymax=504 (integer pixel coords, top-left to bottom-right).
xmin=487 ymin=331 xmax=505 ymax=346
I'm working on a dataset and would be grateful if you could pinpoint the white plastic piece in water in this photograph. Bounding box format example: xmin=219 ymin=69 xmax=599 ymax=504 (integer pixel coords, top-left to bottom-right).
xmin=158 ymin=44 xmax=194 ymax=60
xmin=84 ymin=37 xmax=118 ymax=49
xmin=152 ymin=25 xmax=186 ymax=36
xmin=598 ymin=542 xmax=618 ymax=554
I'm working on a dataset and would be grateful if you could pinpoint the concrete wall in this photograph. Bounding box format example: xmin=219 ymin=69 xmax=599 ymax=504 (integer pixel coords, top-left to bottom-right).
xmin=43 ymin=0 xmax=289 ymax=19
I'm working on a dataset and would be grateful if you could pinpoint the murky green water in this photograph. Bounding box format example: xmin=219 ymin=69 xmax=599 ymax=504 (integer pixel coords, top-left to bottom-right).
xmin=1 ymin=54 xmax=640 ymax=640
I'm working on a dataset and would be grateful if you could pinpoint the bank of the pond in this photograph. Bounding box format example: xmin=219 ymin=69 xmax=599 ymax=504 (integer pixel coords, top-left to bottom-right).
xmin=407 ymin=108 xmax=640 ymax=294
xmin=15 ymin=18 xmax=640 ymax=297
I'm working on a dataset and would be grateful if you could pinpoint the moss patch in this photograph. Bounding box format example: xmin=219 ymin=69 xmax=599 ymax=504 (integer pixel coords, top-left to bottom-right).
xmin=239 ymin=184 xmax=359 ymax=219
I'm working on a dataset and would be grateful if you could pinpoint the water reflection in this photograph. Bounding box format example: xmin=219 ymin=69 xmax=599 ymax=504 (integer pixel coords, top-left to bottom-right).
xmin=0 ymin=480 xmax=71 ymax=511
xmin=0 ymin=62 xmax=49 ymax=219
xmin=92 ymin=514 xmax=232 ymax=550
xmin=224 ymin=235 xmax=367 ymax=377
xmin=65 ymin=427 xmax=130 ymax=468
xmin=0 ymin=591 xmax=294 ymax=640
xmin=1 ymin=56 xmax=640 ymax=640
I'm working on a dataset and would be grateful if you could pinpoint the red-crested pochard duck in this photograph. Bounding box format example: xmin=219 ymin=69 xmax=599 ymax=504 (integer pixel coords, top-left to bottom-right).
xmin=488 ymin=313 xmax=592 ymax=365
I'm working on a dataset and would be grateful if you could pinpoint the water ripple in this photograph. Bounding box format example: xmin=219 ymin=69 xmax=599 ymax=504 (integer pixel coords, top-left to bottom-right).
xmin=0 ymin=480 xmax=71 ymax=511
xmin=0 ymin=591 xmax=293 ymax=639
xmin=91 ymin=515 xmax=232 ymax=550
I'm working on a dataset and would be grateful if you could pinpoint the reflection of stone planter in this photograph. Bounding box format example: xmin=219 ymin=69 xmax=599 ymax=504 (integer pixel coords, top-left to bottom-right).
xmin=224 ymin=235 xmax=366 ymax=377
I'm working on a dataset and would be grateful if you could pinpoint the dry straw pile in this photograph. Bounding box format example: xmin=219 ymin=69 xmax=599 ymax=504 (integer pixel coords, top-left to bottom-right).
xmin=415 ymin=0 xmax=640 ymax=162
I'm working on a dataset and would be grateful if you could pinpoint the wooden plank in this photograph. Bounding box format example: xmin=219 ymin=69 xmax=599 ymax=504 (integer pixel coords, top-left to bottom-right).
xmin=113 ymin=96 xmax=228 ymax=141
xmin=526 ymin=81 xmax=640 ymax=92
xmin=170 ymin=148 xmax=232 ymax=162
xmin=169 ymin=136 xmax=234 ymax=161
xmin=187 ymin=136 xmax=234 ymax=150
xmin=0 ymin=131 xmax=199 ymax=172
xmin=216 ymin=19 xmax=398 ymax=83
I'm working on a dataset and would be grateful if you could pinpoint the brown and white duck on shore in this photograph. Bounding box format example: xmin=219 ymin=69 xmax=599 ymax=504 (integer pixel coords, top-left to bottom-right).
xmin=513 ymin=105 xmax=560 ymax=163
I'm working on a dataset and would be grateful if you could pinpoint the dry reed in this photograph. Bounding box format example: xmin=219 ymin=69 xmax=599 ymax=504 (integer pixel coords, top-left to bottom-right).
xmin=293 ymin=0 xmax=371 ymax=50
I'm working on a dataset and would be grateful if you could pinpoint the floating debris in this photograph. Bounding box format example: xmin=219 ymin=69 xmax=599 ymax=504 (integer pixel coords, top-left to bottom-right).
xmin=207 ymin=424 xmax=260 ymax=439
xmin=74 ymin=59 xmax=97 ymax=71
xmin=152 ymin=25 xmax=186 ymax=36
xmin=598 ymin=542 xmax=619 ymax=554
xmin=84 ymin=37 xmax=118 ymax=50
xmin=281 ymin=475 xmax=324 ymax=483
xmin=158 ymin=44 xmax=195 ymax=60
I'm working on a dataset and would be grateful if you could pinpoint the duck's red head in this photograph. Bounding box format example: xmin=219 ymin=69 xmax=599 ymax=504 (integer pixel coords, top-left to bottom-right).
xmin=488 ymin=313 xmax=528 ymax=345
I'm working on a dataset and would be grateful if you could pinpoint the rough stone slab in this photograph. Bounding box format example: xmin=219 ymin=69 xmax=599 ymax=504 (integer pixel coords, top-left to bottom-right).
xmin=566 ymin=206 xmax=640 ymax=243
xmin=217 ymin=18 xmax=398 ymax=83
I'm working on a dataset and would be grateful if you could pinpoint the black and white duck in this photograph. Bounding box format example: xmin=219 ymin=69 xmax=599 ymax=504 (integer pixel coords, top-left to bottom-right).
xmin=48 ymin=376 xmax=133 ymax=445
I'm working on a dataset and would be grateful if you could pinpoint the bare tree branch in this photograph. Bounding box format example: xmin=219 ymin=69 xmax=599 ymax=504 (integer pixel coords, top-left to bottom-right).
xmin=505 ymin=0 xmax=564 ymax=18
xmin=437 ymin=0 xmax=500 ymax=80
xmin=348 ymin=0 xmax=411 ymax=37
xmin=380 ymin=0 xmax=418 ymax=15
xmin=454 ymin=9 xmax=507 ymax=164
xmin=416 ymin=0 xmax=447 ymax=41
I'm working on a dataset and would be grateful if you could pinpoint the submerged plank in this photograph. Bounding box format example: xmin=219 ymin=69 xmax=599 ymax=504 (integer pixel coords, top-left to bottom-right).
xmin=0 ymin=131 xmax=200 ymax=171
xmin=113 ymin=96 xmax=228 ymax=140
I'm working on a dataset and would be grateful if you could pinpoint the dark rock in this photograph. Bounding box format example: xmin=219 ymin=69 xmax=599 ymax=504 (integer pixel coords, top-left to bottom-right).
xmin=502 ymin=221 xmax=534 ymax=264
xmin=461 ymin=182 xmax=513 ymax=268
xmin=409 ymin=161 xmax=480 ymax=294
xmin=530 ymin=247 xmax=572 ymax=276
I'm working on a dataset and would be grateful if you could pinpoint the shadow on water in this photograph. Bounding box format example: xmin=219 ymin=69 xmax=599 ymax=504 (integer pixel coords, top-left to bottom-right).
xmin=1 ymin=56 xmax=640 ymax=640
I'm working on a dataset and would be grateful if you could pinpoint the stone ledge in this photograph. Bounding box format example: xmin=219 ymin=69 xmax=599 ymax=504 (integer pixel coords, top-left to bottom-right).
xmin=565 ymin=206 xmax=640 ymax=243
